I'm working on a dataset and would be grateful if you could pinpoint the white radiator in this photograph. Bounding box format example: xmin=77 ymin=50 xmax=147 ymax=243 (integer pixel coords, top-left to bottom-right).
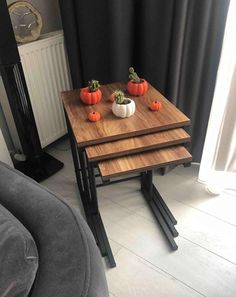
xmin=18 ymin=31 xmax=71 ymax=148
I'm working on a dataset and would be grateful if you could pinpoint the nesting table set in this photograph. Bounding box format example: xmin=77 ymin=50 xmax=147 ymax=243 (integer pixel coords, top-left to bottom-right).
xmin=62 ymin=82 xmax=192 ymax=267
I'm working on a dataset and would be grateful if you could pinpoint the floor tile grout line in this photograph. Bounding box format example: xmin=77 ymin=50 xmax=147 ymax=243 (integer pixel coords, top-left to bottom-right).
xmin=40 ymin=172 xmax=84 ymax=209
xmin=103 ymin=199 xmax=159 ymax=228
xmin=133 ymin=209 xmax=236 ymax=266
xmin=166 ymin=197 xmax=236 ymax=227
xmin=179 ymin=235 xmax=236 ymax=266
xmin=102 ymin=197 xmax=208 ymax=239
xmin=101 ymin=199 xmax=141 ymax=216
xmin=40 ymin=168 xmax=75 ymax=184
xmin=100 ymin=184 xmax=236 ymax=228
xmin=109 ymin=238 xmax=206 ymax=297
xmin=80 ymin=200 xmax=236 ymax=272
xmin=104 ymin=200 xmax=236 ymax=267
xmin=44 ymin=149 xmax=235 ymax=296
xmin=52 ymin=153 xmax=234 ymax=229
xmin=108 ymin=292 xmax=118 ymax=297
xmin=109 ymin=242 xmax=123 ymax=257
xmin=42 ymin=173 xmax=236 ymax=268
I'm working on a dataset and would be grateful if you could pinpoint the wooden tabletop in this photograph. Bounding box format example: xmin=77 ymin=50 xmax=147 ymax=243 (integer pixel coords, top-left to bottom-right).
xmin=62 ymin=82 xmax=190 ymax=147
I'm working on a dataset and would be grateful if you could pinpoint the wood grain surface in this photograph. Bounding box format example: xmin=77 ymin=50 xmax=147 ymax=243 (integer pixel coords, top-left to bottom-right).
xmin=98 ymin=146 xmax=192 ymax=180
xmin=86 ymin=128 xmax=190 ymax=161
xmin=62 ymin=82 xmax=190 ymax=147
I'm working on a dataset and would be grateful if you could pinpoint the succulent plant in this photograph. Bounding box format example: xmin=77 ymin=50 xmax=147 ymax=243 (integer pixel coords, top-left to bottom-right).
xmin=113 ymin=90 xmax=125 ymax=104
xmin=128 ymin=67 xmax=141 ymax=83
xmin=88 ymin=80 xmax=100 ymax=92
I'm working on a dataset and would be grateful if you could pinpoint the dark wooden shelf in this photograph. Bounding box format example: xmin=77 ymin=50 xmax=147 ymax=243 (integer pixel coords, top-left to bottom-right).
xmin=86 ymin=128 xmax=190 ymax=161
xmin=98 ymin=145 xmax=192 ymax=180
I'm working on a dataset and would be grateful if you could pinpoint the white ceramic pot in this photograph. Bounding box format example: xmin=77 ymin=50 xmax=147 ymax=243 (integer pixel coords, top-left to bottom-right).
xmin=112 ymin=98 xmax=135 ymax=118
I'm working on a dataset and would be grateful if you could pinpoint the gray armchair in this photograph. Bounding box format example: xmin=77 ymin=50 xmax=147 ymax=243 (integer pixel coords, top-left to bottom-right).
xmin=0 ymin=161 xmax=109 ymax=297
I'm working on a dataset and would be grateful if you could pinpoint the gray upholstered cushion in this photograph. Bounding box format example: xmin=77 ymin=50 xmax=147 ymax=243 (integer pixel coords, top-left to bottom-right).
xmin=0 ymin=161 xmax=109 ymax=297
xmin=0 ymin=204 xmax=38 ymax=297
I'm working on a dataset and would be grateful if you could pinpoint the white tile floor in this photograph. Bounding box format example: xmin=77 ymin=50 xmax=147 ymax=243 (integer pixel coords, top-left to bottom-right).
xmin=42 ymin=137 xmax=236 ymax=297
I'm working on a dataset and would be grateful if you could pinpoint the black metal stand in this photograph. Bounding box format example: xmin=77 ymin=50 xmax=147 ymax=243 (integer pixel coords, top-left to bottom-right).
xmin=141 ymin=171 xmax=178 ymax=250
xmin=66 ymin=114 xmax=116 ymax=267
xmin=14 ymin=152 xmax=64 ymax=182
xmin=66 ymin=111 xmax=180 ymax=266
xmin=0 ymin=1 xmax=64 ymax=182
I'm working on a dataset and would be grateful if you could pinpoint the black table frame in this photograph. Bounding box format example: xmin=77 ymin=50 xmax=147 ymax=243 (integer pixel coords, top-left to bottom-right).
xmin=65 ymin=114 xmax=183 ymax=268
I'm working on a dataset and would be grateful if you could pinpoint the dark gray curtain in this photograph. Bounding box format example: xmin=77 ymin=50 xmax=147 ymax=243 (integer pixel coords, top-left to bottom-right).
xmin=59 ymin=0 xmax=230 ymax=162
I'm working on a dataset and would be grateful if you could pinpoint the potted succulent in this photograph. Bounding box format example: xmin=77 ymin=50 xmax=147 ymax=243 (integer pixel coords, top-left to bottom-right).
xmin=111 ymin=90 xmax=135 ymax=118
xmin=127 ymin=67 xmax=148 ymax=96
xmin=80 ymin=80 xmax=102 ymax=105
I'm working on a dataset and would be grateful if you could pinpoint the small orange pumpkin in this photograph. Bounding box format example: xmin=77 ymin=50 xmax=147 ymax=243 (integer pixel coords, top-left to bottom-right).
xmin=149 ymin=100 xmax=162 ymax=111
xmin=80 ymin=87 xmax=102 ymax=105
xmin=88 ymin=111 xmax=101 ymax=122
xmin=127 ymin=79 xmax=148 ymax=96
xmin=108 ymin=94 xmax=115 ymax=102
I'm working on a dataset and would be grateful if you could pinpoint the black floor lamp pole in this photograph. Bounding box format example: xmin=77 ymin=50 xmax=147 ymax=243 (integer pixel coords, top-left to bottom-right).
xmin=0 ymin=0 xmax=63 ymax=181
xmin=0 ymin=63 xmax=42 ymax=159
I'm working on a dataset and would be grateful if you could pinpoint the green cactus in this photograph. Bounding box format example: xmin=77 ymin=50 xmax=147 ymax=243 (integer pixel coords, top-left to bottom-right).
xmin=128 ymin=67 xmax=141 ymax=83
xmin=113 ymin=90 xmax=125 ymax=104
xmin=88 ymin=80 xmax=100 ymax=92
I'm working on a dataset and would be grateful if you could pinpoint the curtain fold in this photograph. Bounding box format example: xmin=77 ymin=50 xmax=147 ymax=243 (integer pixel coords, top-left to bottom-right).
xmin=214 ymin=69 xmax=236 ymax=173
xmin=199 ymin=0 xmax=236 ymax=192
xmin=59 ymin=0 xmax=230 ymax=162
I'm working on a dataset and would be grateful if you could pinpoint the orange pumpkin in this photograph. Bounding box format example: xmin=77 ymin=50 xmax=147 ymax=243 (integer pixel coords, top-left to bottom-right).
xmin=149 ymin=100 xmax=162 ymax=111
xmin=88 ymin=111 xmax=101 ymax=122
xmin=80 ymin=87 xmax=102 ymax=105
xmin=108 ymin=94 xmax=115 ymax=102
xmin=127 ymin=79 xmax=148 ymax=96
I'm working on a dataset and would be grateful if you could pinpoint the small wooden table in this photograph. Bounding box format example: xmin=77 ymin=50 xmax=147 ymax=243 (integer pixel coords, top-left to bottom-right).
xmin=62 ymin=82 xmax=192 ymax=267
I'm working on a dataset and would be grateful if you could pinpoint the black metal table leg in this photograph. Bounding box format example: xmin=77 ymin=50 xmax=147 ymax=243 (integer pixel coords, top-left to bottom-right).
xmin=65 ymin=113 xmax=91 ymax=213
xmin=141 ymin=170 xmax=178 ymax=251
xmin=152 ymin=192 xmax=178 ymax=237
xmin=86 ymin=159 xmax=116 ymax=268
xmin=141 ymin=184 xmax=178 ymax=250
xmin=92 ymin=213 xmax=116 ymax=268
xmin=152 ymin=186 xmax=177 ymax=225
xmin=66 ymin=112 xmax=116 ymax=267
